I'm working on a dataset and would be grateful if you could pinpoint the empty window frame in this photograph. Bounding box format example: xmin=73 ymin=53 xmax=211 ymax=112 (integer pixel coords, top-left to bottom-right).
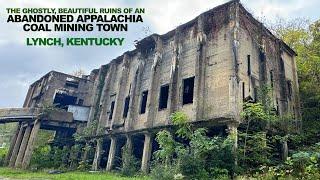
xmin=123 ymin=96 xmax=130 ymax=118
xmin=287 ymin=80 xmax=292 ymax=98
xmin=183 ymin=77 xmax=195 ymax=105
xmin=280 ymin=58 xmax=285 ymax=72
xmin=159 ymin=84 xmax=169 ymax=110
xmin=270 ymin=70 xmax=274 ymax=88
xmin=253 ymin=87 xmax=258 ymax=102
xmin=247 ymin=55 xmax=251 ymax=76
xmin=140 ymin=90 xmax=148 ymax=114
xmin=53 ymin=92 xmax=77 ymax=110
xmin=242 ymin=82 xmax=245 ymax=101
xmin=109 ymin=101 xmax=115 ymax=120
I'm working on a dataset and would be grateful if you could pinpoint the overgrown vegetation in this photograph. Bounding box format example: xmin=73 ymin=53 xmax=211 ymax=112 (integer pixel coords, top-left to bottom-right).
xmin=150 ymin=112 xmax=235 ymax=180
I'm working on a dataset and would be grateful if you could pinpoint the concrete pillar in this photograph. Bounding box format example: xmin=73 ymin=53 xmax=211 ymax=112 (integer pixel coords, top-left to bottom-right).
xmin=112 ymin=54 xmax=130 ymax=128
xmin=22 ymin=119 xmax=41 ymax=169
xmin=106 ymin=137 xmax=117 ymax=171
xmin=8 ymin=125 xmax=24 ymax=167
xmin=15 ymin=125 xmax=32 ymax=167
xmin=141 ymin=133 xmax=152 ymax=173
xmin=282 ymin=140 xmax=288 ymax=161
xmin=194 ymin=15 xmax=206 ymax=121
xmin=92 ymin=139 xmax=103 ymax=170
xmin=227 ymin=124 xmax=238 ymax=166
xmin=5 ymin=123 xmax=21 ymax=166
xmin=228 ymin=124 xmax=238 ymax=149
xmin=125 ymin=135 xmax=132 ymax=153
xmin=81 ymin=142 xmax=89 ymax=163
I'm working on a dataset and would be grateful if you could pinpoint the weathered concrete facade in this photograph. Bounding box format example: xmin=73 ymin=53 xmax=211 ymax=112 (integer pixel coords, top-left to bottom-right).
xmin=2 ymin=71 xmax=94 ymax=168
xmin=2 ymin=0 xmax=300 ymax=171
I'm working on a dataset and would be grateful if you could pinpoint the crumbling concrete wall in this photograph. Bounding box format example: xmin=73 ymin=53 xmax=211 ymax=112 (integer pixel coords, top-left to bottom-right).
xmin=23 ymin=71 xmax=94 ymax=109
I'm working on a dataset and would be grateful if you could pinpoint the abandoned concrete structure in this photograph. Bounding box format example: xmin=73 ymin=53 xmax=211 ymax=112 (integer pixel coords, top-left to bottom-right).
xmin=1 ymin=0 xmax=300 ymax=172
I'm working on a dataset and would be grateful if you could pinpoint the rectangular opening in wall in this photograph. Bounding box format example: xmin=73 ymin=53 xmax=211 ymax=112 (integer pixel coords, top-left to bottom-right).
xmin=287 ymin=80 xmax=292 ymax=99
xmin=254 ymin=87 xmax=258 ymax=102
xmin=65 ymin=77 xmax=79 ymax=88
xmin=183 ymin=76 xmax=195 ymax=105
xmin=123 ymin=96 xmax=130 ymax=118
xmin=247 ymin=55 xmax=251 ymax=76
xmin=53 ymin=92 xmax=77 ymax=110
xmin=109 ymin=101 xmax=115 ymax=120
xmin=242 ymin=82 xmax=245 ymax=101
xmin=280 ymin=58 xmax=285 ymax=72
xmin=159 ymin=84 xmax=169 ymax=110
xmin=270 ymin=70 xmax=274 ymax=88
xmin=140 ymin=90 xmax=148 ymax=114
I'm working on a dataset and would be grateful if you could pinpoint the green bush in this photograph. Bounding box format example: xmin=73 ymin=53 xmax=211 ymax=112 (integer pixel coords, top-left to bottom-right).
xmin=151 ymin=112 xmax=235 ymax=179
xmin=120 ymin=147 xmax=140 ymax=176
xmin=30 ymin=145 xmax=71 ymax=170
xmin=0 ymin=147 xmax=8 ymax=167
xmin=30 ymin=145 xmax=52 ymax=169
xmin=150 ymin=163 xmax=177 ymax=180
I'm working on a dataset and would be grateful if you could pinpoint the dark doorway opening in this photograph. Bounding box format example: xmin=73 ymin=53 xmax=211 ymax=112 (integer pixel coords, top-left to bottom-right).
xmin=132 ymin=134 xmax=144 ymax=167
xmin=114 ymin=137 xmax=126 ymax=170
xmin=100 ymin=139 xmax=111 ymax=169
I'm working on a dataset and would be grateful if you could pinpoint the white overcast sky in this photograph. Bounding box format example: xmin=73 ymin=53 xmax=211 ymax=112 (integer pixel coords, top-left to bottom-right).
xmin=0 ymin=0 xmax=319 ymax=108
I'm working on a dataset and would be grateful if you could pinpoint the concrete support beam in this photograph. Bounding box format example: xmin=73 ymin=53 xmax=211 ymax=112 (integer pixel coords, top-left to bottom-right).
xmin=168 ymin=30 xmax=181 ymax=116
xmin=15 ymin=125 xmax=32 ymax=167
xmin=92 ymin=139 xmax=103 ymax=171
xmin=141 ymin=133 xmax=152 ymax=173
xmin=112 ymin=54 xmax=130 ymax=128
xmin=227 ymin=124 xmax=238 ymax=166
xmin=8 ymin=125 xmax=24 ymax=167
xmin=194 ymin=15 xmax=207 ymax=120
xmin=5 ymin=123 xmax=21 ymax=166
xmin=81 ymin=142 xmax=90 ymax=163
xmin=125 ymin=54 xmax=144 ymax=131
xmin=125 ymin=135 xmax=132 ymax=153
xmin=22 ymin=119 xmax=41 ymax=169
xmin=106 ymin=137 xmax=117 ymax=171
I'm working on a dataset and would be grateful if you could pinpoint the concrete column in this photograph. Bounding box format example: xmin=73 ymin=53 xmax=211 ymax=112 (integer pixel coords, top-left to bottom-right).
xmin=168 ymin=30 xmax=181 ymax=115
xmin=5 ymin=123 xmax=21 ymax=166
xmin=125 ymin=135 xmax=132 ymax=153
xmin=227 ymin=124 xmax=238 ymax=166
xmin=81 ymin=142 xmax=89 ymax=162
xmin=8 ymin=125 xmax=24 ymax=167
xmin=15 ymin=125 xmax=32 ymax=167
xmin=194 ymin=15 xmax=207 ymax=121
xmin=125 ymin=55 xmax=143 ymax=131
xmin=141 ymin=133 xmax=152 ymax=173
xmin=22 ymin=119 xmax=41 ymax=169
xmin=112 ymin=54 xmax=130 ymax=128
xmin=106 ymin=137 xmax=117 ymax=171
xmin=92 ymin=139 xmax=103 ymax=171
xmin=282 ymin=140 xmax=288 ymax=161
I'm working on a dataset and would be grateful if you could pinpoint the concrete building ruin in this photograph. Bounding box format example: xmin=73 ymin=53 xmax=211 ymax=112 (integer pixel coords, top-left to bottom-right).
xmin=1 ymin=0 xmax=300 ymax=172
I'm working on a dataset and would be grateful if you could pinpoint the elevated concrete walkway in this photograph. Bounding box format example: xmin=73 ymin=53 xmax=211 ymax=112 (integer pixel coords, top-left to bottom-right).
xmin=0 ymin=108 xmax=75 ymax=124
xmin=2 ymin=107 xmax=84 ymax=169
xmin=0 ymin=108 xmax=39 ymax=124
